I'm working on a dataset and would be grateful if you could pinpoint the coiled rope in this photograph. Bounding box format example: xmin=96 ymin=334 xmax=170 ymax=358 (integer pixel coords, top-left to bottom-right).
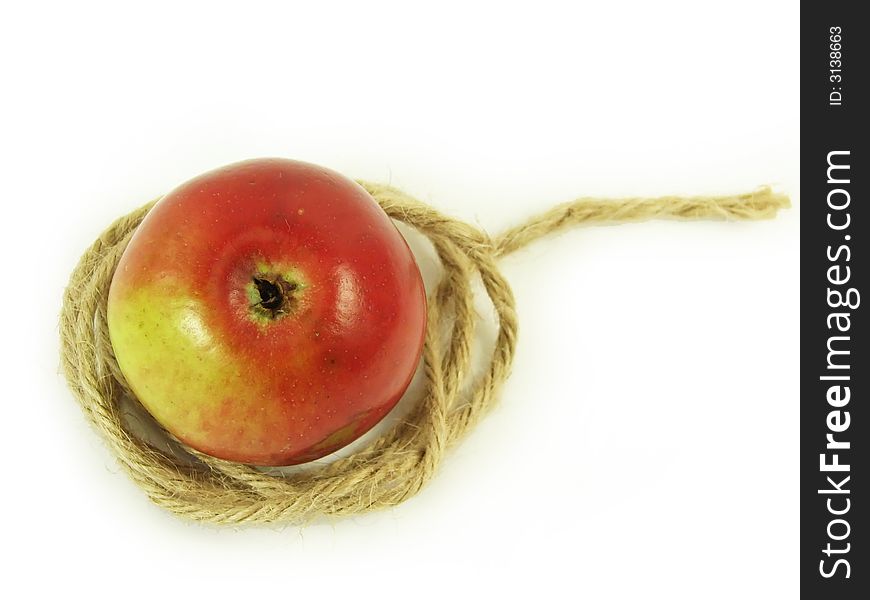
xmin=60 ymin=182 xmax=789 ymax=524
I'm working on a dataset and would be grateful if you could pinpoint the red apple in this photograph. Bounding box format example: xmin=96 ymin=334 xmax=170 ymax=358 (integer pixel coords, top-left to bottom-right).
xmin=107 ymin=159 xmax=427 ymax=466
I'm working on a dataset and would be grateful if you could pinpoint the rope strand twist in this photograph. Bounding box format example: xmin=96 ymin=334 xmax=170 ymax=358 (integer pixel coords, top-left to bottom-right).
xmin=60 ymin=183 xmax=789 ymax=524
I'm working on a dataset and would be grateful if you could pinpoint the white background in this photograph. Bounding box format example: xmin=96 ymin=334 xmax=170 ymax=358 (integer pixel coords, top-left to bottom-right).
xmin=1 ymin=1 xmax=798 ymax=598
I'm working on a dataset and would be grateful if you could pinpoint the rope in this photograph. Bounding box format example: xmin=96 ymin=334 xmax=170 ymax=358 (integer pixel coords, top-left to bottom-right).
xmin=59 ymin=183 xmax=789 ymax=524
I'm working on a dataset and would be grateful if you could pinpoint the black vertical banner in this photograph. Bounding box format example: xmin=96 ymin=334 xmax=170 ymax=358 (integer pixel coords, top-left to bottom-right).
xmin=801 ymin=2 xmax=867 ymax=597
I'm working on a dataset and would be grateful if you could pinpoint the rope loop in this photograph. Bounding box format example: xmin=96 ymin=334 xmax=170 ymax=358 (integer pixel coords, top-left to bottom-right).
xmin=59 ymin=182 xmax=788 ymax=524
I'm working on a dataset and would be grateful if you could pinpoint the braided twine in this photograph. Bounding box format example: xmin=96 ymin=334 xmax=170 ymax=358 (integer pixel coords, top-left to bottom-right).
xmin=60 ymin=183 xmax=789 ymax=525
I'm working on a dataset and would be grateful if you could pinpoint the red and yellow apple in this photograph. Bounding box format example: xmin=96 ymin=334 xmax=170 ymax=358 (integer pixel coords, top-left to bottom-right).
xmin=107 ymin=158 xmax=427 ymax=466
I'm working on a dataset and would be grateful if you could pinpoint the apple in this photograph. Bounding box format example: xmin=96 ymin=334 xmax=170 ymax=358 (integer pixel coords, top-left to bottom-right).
xmin=107 ymin=158 xmax=427 ymax=466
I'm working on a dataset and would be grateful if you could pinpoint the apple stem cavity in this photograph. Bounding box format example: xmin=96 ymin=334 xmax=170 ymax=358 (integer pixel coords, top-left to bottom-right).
xmin=251 ymin=275 xmax=297 ymax=320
